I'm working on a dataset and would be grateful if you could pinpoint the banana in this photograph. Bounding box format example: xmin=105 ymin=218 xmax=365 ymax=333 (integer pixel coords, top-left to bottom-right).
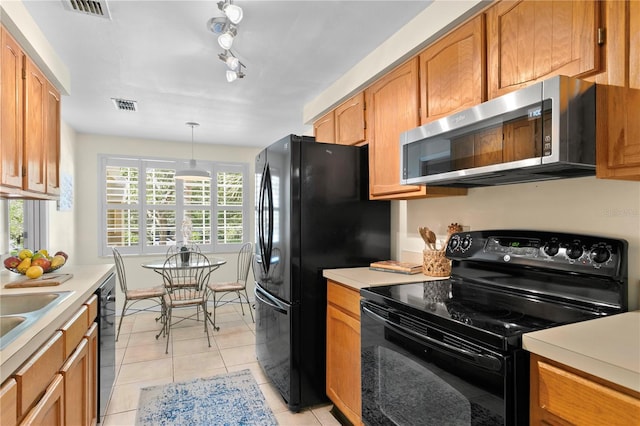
xmin=17 ymin=257 xmax=32 ymax=273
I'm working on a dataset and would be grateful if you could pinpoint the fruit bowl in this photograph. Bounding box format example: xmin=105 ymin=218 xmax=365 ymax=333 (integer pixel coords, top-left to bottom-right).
xmin=4 ymin=249 xmax=68 ymax=278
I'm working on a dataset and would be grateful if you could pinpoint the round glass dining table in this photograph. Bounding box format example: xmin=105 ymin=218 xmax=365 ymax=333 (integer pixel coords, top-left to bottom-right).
xmin=141 ymin=256 xmax=227 ymax=274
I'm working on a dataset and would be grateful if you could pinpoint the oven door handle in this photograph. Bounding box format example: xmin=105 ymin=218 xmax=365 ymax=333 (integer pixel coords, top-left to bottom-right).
xmin=361 ymin=304 xmax=503 ymax=372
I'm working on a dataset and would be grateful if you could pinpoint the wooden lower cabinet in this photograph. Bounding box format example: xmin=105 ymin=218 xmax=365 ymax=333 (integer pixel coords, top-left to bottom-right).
xmin=530 ymin=353 xmax=640 ymax=425
xmin=326 ymin=280 xmax=362 ymax=425
xmin=20 ymin=374 xmax=65 ymax=426
xmin=84 ymin=323 xmax=98 ymax=426
xmin=1 ymin=378 xmax=18 ymax=426
xmin=2 ymin=295 xmax=98 ymax=425
xmin=60 ymin=339 xmax=90 ymax=426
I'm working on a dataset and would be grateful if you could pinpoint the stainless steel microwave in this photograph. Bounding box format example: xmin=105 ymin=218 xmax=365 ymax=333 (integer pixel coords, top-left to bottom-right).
xmin=400 ymin=75 xmax=595 ymax=187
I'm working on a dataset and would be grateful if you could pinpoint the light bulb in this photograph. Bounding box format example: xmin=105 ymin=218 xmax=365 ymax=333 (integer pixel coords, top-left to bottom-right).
xmin=226 ymin=70 xmax=238 ymax=82
xmin=223 ymin=4 xmax=243 ymax=24
xmin=218 ymin=31 xmax=234 ymax=50
xmin=226 ymin=56 xmax=239 ymax=71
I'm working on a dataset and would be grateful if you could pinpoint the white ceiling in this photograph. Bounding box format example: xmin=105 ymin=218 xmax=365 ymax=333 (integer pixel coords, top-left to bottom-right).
xmin=20 ymin=0 xmax=433 ymax=148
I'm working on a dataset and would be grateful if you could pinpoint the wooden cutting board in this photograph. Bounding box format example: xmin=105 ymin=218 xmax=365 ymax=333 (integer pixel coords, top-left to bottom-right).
xmin=4 ymin=273 xmax=74 ymax=288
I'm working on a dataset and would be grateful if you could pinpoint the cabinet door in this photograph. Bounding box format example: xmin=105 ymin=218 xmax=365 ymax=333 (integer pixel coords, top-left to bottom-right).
xmin=84 ymin=323 xmax=98 ymax=426
xmin=419 ymin=15 xmax=485 ymax=124
xmin=596 ymin=0 xmax=640 ymax=180
xmin=45 ymin=82 xmax=61 ymax=196
xmin=1 ymin=26 xmax=24 ymax=189
xmin=60 ymin=339 xmax=90 ymax=426
xmin=335 ymin=92 xmax=366 ymax=145
xmin=326 ymin=303 xmax=361 ymax=425
xmin=23 ymin=57 xmax=48 ymax=194
xmin=366 ymin=58 xmax=427 ymax=199
xmin=313 ymin=111 xmax=335 ymax=143
xmin=19 ymin=374 xmax=64 ymax=426
xmin=1 ymin=378 xmax=18 ymax=426
xmin=487 ymin=0 xmax=601 ymax=99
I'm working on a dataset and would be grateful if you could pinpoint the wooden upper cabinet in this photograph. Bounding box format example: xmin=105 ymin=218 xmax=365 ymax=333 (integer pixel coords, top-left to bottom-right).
xmin=419 ymin=15 xmax=485 ymax=124
xmin=366 ymin=59 xmax=466 ymax=200
xmin=595 ymin=0 xmax=640 ymax=180
xmin=486 ymin=0 xmax=601 ymax=99
xmin=24 ymin=57 xmax=48 ymax=194
xmin=334 ymin=92 xmax=366 ymax=145
xmin=313 ymin=92 xmax=366 ymax=146
xmin=1 ymin=26 xmax=24 ymax=189
xmin=1 ymin=24 xmax=62 ymax=198
xmin=45 ymin=82 xmax=61 ymax=195
xmin=313 ymin=110 xmax=335 ymax=143
xmin=366 ymin=58 xmax=426 ymax=199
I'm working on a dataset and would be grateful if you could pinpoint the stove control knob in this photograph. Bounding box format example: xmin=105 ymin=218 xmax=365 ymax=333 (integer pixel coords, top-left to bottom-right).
xmin=566 ymin=242 xmax=583 ymax=260
xmin=543 ymin=240 xmax=560 ymax=257
xmin=590 ymin=245 xmax=611 ymax=264
xmin=448 ymin=236 xmax=460 ymax=251
xmin=460 ymin=236 xmax=472 ymax=252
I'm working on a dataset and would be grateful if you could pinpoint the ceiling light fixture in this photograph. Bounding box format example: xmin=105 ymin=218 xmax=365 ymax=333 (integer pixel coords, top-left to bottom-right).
xmin=219 ymin=51 xmax=239 ymax=70
xmin=218 ymin=0 xmax=243 ymax=24
xmin=208 ymin=0 xmax=246 ymax=82
xmin=226 ymin=69 xmax=245 ymax=82
xmin=217 ymin=25 xmax=237 ymax=50
xmin=175 ymin=122 xmax=211 ymax=181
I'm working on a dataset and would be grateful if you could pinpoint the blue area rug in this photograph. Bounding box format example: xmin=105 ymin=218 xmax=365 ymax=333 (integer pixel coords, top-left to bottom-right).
xmin=135 ymin=369 xmax=277 ymax=426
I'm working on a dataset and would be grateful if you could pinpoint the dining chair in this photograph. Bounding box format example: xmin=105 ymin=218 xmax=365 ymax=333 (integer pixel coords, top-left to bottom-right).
xmin=112 ymin=248 xmax=166 ymax=341
xmin=206 ymin=242 xmax=254 ymax=331
xmin=160 ymin=251 xmax=212 ymax=353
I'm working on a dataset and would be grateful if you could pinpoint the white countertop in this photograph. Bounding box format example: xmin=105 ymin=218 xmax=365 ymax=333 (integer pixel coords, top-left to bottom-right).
xmin=0 ymin=264 xmax=115 ymax=383
xmin=523 ymin=311 xmax=640 ymax=393
xmin=323 ymin=267 xmax=447 ymax=290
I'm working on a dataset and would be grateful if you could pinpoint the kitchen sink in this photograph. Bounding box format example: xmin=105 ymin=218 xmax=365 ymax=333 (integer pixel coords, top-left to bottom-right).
xmin=0 ymin=293 xmax=65 ymax=315
xmin=0 ymin=291 xmax=73 ymax=350
xmin=0 ymin=316 xmax=26 ymax=336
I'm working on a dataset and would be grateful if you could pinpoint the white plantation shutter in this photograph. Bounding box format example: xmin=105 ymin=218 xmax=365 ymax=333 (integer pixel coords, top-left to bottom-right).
xmin=99 ymin=155 xmax=248 ymax=256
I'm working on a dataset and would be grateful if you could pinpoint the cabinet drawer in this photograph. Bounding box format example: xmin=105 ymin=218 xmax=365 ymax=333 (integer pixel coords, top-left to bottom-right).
xmin=1 ymin=378 xmax=18 ymax=426
xmin=14 ymin=331 xmax=64 ymax=418
xmin=536 ymin=360 xmax=640 ymax=425
xmin=327 ymin=281 xmax=360 ymax=319
xmin=59 ymin=305 xmax=88 ymax=359
xmin=84 ymin=295 xmax=98 ymax=323
xmin=19 ymin=373 xmax=64 ymax=426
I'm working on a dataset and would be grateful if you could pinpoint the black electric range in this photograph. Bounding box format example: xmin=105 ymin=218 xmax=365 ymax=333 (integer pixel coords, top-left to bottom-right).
xmin=360 ymin=230 xmax=628 ymax=425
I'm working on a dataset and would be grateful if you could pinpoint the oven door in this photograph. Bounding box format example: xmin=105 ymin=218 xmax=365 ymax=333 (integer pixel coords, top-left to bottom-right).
xmin=360 ymin=300 xmax=528 ymax=426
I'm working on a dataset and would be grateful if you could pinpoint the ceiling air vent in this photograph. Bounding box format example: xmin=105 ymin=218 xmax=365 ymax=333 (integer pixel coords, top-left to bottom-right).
xmin=62 ymin=0 xmax=112 ymax=20
xmin=111 ymin=98 xmax=138 ymax=112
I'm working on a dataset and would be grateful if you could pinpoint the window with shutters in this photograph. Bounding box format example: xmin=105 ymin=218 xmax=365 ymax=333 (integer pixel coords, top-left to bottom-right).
xmin=99 ymin=155 xmax=249 ymax=256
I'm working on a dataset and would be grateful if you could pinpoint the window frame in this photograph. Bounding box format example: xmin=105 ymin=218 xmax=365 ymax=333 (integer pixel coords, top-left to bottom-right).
xmin=98 ymin=154 xmax=250 ymax=257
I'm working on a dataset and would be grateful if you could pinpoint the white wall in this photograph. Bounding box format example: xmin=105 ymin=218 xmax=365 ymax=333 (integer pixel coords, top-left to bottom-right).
xmin=47 ymin=121 xmax=77 ymax=258
xmin=392 ymin=178 xmax=640 ymax=310
xmin=71 ymin=133 xmax=261 ymax=312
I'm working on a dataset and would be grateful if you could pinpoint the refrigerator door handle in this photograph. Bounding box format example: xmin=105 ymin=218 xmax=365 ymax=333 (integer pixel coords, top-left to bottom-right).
xmin=257 ymin=163 xmax=271 ymax=274
xmin=264 ymin=165 xmax=274 ymax=270
xmin=255 ymin=285 xmax=288 ymax=314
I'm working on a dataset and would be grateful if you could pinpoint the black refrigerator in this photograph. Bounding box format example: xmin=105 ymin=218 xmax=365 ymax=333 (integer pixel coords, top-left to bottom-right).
xmin=254 ymin=134 xmax=390 ymax=412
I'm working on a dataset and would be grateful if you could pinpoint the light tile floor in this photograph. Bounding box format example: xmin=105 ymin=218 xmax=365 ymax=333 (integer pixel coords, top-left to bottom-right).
xmin=104 ymin=304 xmax=341 ymax=426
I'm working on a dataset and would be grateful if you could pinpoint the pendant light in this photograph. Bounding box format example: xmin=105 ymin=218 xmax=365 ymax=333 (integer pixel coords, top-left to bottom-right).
xmin=175 ymin=122 xmax=211 ymax=181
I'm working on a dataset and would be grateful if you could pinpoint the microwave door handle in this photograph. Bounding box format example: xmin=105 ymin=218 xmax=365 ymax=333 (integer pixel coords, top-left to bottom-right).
xmin=361 ymin=304 xmax=503 ymax=372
